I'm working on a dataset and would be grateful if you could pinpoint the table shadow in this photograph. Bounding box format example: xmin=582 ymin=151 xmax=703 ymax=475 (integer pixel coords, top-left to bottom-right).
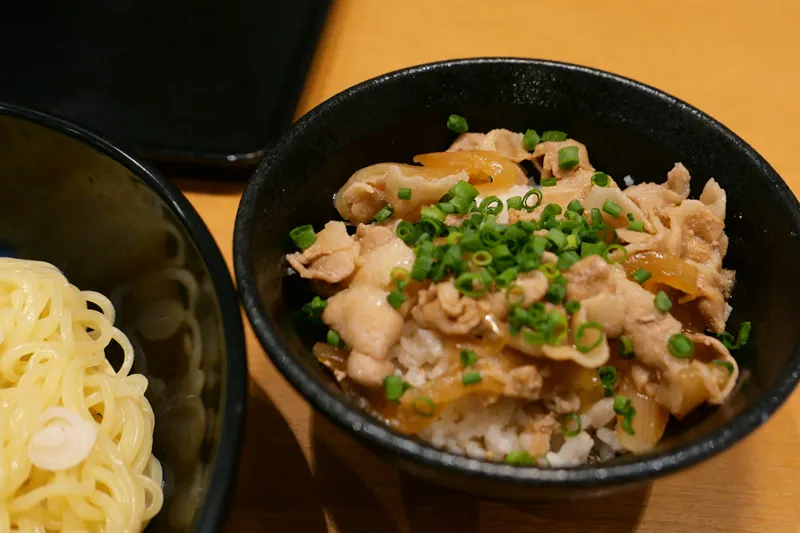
xmin=311 ymin=412 xmax=648 ymax=533
xmin=223 ymin=381 xmax=327 ymax=533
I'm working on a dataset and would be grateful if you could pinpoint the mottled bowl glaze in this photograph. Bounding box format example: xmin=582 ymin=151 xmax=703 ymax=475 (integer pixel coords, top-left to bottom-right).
xmin=234 ymin=58 xmax=800 ymax=498
xmin=0 ymin=103 xmax=247 ymax=529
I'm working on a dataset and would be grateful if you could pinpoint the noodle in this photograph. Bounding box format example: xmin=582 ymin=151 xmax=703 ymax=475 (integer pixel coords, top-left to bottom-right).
xmin=0 ymin=258 xmax=163 ymax=532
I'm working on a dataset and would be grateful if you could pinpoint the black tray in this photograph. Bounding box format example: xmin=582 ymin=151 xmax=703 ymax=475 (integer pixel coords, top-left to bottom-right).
xmin=0 ymin=1 xmax=330 ymax=170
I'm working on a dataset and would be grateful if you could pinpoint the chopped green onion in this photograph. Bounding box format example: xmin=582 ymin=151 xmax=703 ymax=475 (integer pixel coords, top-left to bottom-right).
xmin=602 ymin=199 xmax=622 ymax=218
xmin=591 ymin=208 xmax=604 ymax=227
xmin=561 ymin=412 xmax=581 ymax=437
xmin=541 ymin=177 xmax=557 ymax=187
xmin=301 ymin=296 xmax=327 ymax=322
xmin=447 ymin=231 xmax=463 ymax=244
xmin=411 ymin=241 xmax=435 ymax=281
xmin=374 ymin=204 xmax=393 ymax=223
xmin=447 ymin=114 xmax=468 ymax=133
xmin=462 ymin=371 xmax=482 ymax=385
xmin=619 ymin=336 xmax=634 ymax=359
xmin=598 ymin=366 xmax=617 ymax=397
xmin=545 ymin=278 xmax=567 ymax=303
xmin=591 ymin=172 xmax=610 ymax=187
xmin=558 ymin=146 xmax=580 ymax=169
xmin=621 ymin=413 xmax=635 ymax=436
xmin=438 ymin=202 xmax=457 ymax=214
xmin=541 ymin=130 xmax=568 ymax=142
xmin=420 ymin=205 xmax=446 ymax=222
xmin=717 ymin=321 xmax=751 ymax=350
xmin=396 ymin=221 xmax=417 ymax=244
xmin=505 ymin=450 xmax=535 ymax=466
xmin=538 ymin=263 xmax=560 ymax=280
xmin=580 ymin=241 xmax=607 ymax=258
xmin=613 ymin=395 xmax=632 ymax=415
xmin=384 ymin=375 xmax=411 ymax=402
xmin=632 ymin=268 xmax=651 ymax=284
xmin=575 ymin=321 xmax=604 ymax=353
xmin=447 ymin=180 xmax=480 ymax=205
xmin=494 ymin=267 xmax=519 ymax=289
xmin=546 ymin=227 xmax=567 ymax=251
xmin=391 ymin=267 xmax=409 ymax=290
xmin=565 ymin=234 xmax=578 ymax=250
xmin=654 ymin=291 xmax=672 ymax=312
xmin=460 ymin=229 xmax=482 ymax=251
xmin=603 ymin=244 xmax=628 ymax=264
xmin=289 ymin=225 xmax=316 ymax=250
xmin=387 ymin=290 xmax=406 ymax=309
xmin=565 ymin=299 xmax=581 ymax=314
xmin=523 ymin=129 xmax=540 ymax=151
xmin=627 ymin=220 xmax=644 ymax=232
xmin=471 ymin=250 xmax=493 ymax=266
xmin=455 ymin=272 xmax=489 ymax=298
xmin=566 ymin=199 xmax=584 ymax=215
xmin=460 ymin=349 xmax=478 ymax=368
xmin=557 ymin=250 xmax=580 ymax=271
xmin=398 ymin=188 xmax=412 ymax=200
xmin=479 ymin=196 xmax=503 ymax=215
xmin=506 ymin=284 xmax=526 ymax=305
xmin=326 ymin=329 xmax=342 ymax=348
xmin=712 ymin=360 xmax=735 ymax=374
xmin=411 ymin=396 xmax=436 ymax=417
xmin=522 ymin=189 xmax=543 ymax=211
xmin=506 ymin=196 xmax=523 ymax=211
xmin=542 ymin=203 xmax=563 ymax=217
xmin=668 ymin=333 xmax=694 ymax=359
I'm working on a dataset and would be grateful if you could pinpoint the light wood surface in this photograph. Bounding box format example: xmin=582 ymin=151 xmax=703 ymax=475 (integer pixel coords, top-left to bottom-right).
xmin=175 ymin=1 xmax=800 ymax=531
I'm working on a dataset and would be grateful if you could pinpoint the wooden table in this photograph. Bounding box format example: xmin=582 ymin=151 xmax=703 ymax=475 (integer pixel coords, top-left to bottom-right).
xmin=176 ymin=1 xmax=800 ymax=531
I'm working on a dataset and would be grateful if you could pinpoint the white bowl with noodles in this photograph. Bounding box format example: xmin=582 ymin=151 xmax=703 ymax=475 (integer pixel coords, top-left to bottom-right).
xmin=0 ymin=102 xmax=246 ymax=531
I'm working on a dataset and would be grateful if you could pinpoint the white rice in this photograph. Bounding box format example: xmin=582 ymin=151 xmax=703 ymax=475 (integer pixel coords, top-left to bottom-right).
xmin=623 ymin=175 xmax=634 ymax=187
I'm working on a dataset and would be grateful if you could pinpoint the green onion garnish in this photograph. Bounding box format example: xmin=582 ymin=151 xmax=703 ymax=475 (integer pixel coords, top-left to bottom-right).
xmin=654 ymin=291 xmax=672 ymax=312
xmin=455 ymin=272 xmax=489 ymax=297
xmin=541 ymin=178 xmax=557 ymax=187
xmin=384 ymin=375 xmax=411 ymax=402
xmin=411 ymin=241 xmax=435 ymax=281
xmin=566 ymin=199 xmax=584 ymax=215
xmin=505 ymin=450 xmax=535 ymax=466
xmin=396 ymin=221 xmax=417 ymax=244
xmin=506 ymin=196 xmax=523 ymax=211
xmin=603 ymin=244 xmax=628 ymax=264
xmin=557 ymin=250 xmax=580 ymax=271
xmin=391 ymin=267 xmax=409 ymax=290
xmin=668 ymin=333 xmax=694 ymax=359
xmin=326 ymin=329 xmax=342 ymax=348
xmin=398 ymin=188 xmax=412 ymax=200
xmin=301 ymin=296 xmax=327 ymax=323
xmin=374 ymin=204 xmax=393 ymax=223
xmin=460 ymin=349 xmax=478 ymax=368
xmin=632 ymin=268 xmax=651 ymax=284
xmin=541 ymin=130 xmax=568 ymax=142
xmin=545 ymin=277 xmax=567 ymax=303
xmin=613 ymin=395 xmax=636 ymax=435
xmin=523 ymin=129 xmax=540 ymax=151
xmin=538 ymin=263 xmax=559 ymax=280
xmin=590 ymin=208 xmax=604 ymax=227
xmin=712 ymin=360 xmax=735 ymax=374
xmin=494 ymin=267 xmax=519 ymax=289
xmin=591 ymin=172 xmax=610 ymax=187
xmin=717 ymin=321 xmax=751 ymax=350
xmin=387 ymin=290 xmax=406 ymax=309
xmin=471 ymin=250 xmax=493 ymax=266
xmin=602 ymin=199 xmax=622 ymax=218
xmin=411 ymin=396 xmax=436 ymax=417
xmin=447 ymin=231 xmax=463 ymax=244
xmin=479 ymin=196 xmax=503 ymax=215
xmin=462 ymin=371 xmax=482 ymax=385
xmin=522 ymin=189 xmax=543 ymax=211
xmin=561 ymin=412 xmax=582 ymax=437
xmin=420 ymin=205 xmax=446 ymax=222
xmin=558 ymin=146 xmax=580 ymax=169
xmin=447 ymin=114 xmax=468 ymax=133
xmin=627 ymin=220 xmax=644 ymax=232
xmin=598 ymin=365 xmax=617 ymax=397
xmin=575 ymin=321 xmax=604 ymax=353
xmin=546 ymin=227 xmax=567 ymax=251
xmin=565 ymin=299 xmax=581 ymax=314
xmin=619 ymin=335 xmax=634 ymax=359
xmin=289 ymin=224 xmax=316 ymax=250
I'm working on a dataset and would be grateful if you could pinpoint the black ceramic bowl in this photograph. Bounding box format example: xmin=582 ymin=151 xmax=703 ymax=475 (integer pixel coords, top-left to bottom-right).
xmin=0 ymin=103 xmax=247 ymax=529
xmin=234 ymin=58 xmax=800 ymax=498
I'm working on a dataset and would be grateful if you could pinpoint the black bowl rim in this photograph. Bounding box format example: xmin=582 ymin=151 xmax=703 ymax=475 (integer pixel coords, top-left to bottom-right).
xmin=234 ymin=57 xmax=800 ymax=488
xmin=0 ymin=101 xmax=248 ymax=530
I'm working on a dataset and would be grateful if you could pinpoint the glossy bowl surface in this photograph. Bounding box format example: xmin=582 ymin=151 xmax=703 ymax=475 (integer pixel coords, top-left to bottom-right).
xmin=0 ymin=103 xmax=247 ymax=529
xmin=234 ymin=58 xmax=800 ymax=498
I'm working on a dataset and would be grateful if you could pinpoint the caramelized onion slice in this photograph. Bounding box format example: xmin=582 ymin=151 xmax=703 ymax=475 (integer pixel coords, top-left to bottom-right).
xmin=624 ymin=251 xmax=700 ymax=300
xmin=616 ymin=376 xmax=669 ymax=454
xmin=413 ymin=150 xmax=524 ymax=194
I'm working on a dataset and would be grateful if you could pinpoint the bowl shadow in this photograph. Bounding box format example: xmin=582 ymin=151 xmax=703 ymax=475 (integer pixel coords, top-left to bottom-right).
xmin=311 ymin=412 xmax=648 ymax=533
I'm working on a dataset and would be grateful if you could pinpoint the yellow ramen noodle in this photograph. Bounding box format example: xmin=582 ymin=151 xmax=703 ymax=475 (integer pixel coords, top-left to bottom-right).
xmin=0 ymin=258 xmax=163 ymax=532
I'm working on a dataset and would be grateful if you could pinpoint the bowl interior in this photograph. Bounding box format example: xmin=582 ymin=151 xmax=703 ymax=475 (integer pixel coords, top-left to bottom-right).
xmin=238 ymin=59 xmax=800 ymax=489
xmin=0 ymin=107 xmax=243 ymax=531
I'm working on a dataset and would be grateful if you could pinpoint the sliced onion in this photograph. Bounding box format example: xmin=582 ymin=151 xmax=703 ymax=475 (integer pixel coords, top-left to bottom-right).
xmin=28 ymin=407 xmax=98 ymax=471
